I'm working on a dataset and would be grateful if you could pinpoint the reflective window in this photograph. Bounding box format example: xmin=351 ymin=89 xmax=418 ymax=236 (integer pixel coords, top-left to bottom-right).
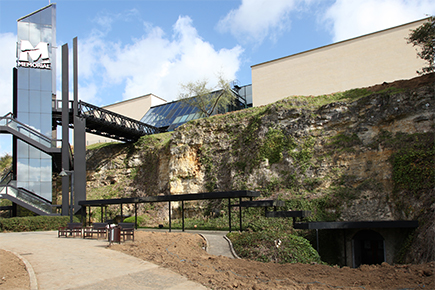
xmin=15 ymin=4 xmax=55 ymax=202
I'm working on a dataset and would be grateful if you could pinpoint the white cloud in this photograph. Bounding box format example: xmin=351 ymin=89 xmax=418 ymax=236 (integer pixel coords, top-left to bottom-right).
xmin=0 ymin=33 xmax=16 ymax=156
xmin=323 ymin=0 xmax=435 ymax=42
xmin=217 ymin=0 xmax=311 ymax=44
xmin=80 ymin=15 xmax=244 ymax=102
xmin=0 ymin=33 xmax=16 ymax=116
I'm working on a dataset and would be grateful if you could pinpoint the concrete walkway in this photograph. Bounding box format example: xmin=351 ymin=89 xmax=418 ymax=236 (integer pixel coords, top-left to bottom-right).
xmin=0 ymin=231 xmax=208 ymax=290
xmin=199 ymin=231 xmax=237 ymax=259
xmin=141 ymin=229 xmax=237 ymax=258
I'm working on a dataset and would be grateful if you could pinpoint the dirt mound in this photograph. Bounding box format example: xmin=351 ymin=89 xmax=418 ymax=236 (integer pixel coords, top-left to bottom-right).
xmin=0 ymin=249 xmax=29 ymax=289
xmin=111 ymin=231 xmax=434 ymax=290
xmin=364 ymin=72 xmax=434 ymax=93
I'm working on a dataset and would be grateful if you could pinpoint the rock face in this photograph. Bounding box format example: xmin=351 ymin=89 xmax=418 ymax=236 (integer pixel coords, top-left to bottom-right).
xmin=86 ymin=74 xmax=434 ymax=263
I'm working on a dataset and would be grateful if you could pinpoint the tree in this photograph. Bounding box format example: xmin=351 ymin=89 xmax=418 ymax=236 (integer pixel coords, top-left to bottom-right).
xmin=178 ymin=74 xmax=237 ymax=117
xmin=407 ymin=16 xmax=434 ymax=75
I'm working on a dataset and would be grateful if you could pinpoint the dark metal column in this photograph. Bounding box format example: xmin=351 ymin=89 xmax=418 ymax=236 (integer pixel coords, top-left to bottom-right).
xmin=168 ymin=201 xmax=172 ymax=232
xmin=181 ymin=201 xmax=185 ymax=232
xmin=73 ymin=37 xmax=87 ymax=213
xmin=239 ymin=197 xmax=242 ymax=231
xmin=61 ymin=43 xmax=69 ymax=216
xmin=228 ymin=198 xmax=232 ymax=233
xmin=134 ymin=203 xmax=137 ymax=229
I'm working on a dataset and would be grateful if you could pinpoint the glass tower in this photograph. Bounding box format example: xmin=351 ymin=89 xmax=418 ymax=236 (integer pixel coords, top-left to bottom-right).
xmin=15 ymin=4 xmax=56 ymax=202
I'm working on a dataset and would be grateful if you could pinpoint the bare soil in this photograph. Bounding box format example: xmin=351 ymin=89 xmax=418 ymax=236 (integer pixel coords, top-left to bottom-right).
xmin=364 ymin=72 xmax=434 ymax=93
xmin=0 ymin=249 xmax=29 ymax=290
xmin=110 ymin=231 xmax=434 ymax=290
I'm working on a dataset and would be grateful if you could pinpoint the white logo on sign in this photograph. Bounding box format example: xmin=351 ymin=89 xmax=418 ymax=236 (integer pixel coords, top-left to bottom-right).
xmin=18 ymin=40 xmax=51 ymax=69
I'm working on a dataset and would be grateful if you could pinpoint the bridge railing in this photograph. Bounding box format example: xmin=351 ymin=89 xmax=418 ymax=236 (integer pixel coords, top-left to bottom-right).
xmin=78 ymin=101 xmax=161 ymax=135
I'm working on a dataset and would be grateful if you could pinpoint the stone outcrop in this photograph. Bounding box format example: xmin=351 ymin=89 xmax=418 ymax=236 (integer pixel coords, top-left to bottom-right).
xmin=86 ymin=73 xmax=434 ymax=263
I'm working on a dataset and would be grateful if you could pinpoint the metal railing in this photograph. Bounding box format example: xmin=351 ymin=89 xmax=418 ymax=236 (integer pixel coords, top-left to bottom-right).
xmin=0 ymin=170 xmax=13 ymax=191
xmin=0 ymin=185 xmax=53 ymax=214
xmin=0 ymin=113 xmax=61 ymax=148
xmin=78 ymin=101 xmax=161 ymax=136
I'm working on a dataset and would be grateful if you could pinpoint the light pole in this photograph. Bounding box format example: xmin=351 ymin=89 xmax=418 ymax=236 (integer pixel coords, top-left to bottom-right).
xmin=59 ymin=168 xmax=74 ymax=223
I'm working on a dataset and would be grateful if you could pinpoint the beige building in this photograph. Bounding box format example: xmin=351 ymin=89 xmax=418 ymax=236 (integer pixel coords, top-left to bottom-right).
xmin=252 ymin=18 xmax=429 ymax=107
xmin=86 ymin=93 xmax=166 ymax=145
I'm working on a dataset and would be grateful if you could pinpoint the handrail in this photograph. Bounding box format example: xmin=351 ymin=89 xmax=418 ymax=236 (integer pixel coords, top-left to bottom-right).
xmin=0 ymin=114 xmax=61 ymax=148
xmin=0 ymin=169 xmax=13 ymax=186
xmin=78 ymin=101 xmax=161 ymax=135
xmin=0 ymin=185 xmax=53 ymax=214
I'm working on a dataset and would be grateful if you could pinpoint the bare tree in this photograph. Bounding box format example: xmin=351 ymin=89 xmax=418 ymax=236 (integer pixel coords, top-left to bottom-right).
xmin=407 ymin=16 xmax=434 ymax=75
xmin=178 ymin=74 xmax=237 ymax=117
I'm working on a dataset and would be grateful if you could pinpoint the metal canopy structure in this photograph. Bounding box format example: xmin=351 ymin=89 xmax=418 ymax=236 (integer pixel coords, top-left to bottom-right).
xmin=79 ymin=190 xmax=261 ymax=232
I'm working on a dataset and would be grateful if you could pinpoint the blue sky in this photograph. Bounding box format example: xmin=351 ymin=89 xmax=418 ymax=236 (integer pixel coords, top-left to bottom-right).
xmin=0 ymin=0 xmax=434 ymax=154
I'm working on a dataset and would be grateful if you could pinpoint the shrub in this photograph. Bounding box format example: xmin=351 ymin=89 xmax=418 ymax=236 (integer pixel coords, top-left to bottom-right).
xmin=228 ymin=230 xmax=323 ymax=264
xmin=0 ymin=216 xmax=80 ymax=232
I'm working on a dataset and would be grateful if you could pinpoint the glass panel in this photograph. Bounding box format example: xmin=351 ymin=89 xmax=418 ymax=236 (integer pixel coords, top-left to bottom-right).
xmin=17 ymin=113 xmax=29 ymax=125
xmin=173 ymin=116 xmax=182 ymax=124
xmin=40 ymin=8 xmax=52 ymax=25
xmin=29 ymin=23 xmax=41 ymax=44
xmin=17 ymin=89 xmax=29 ymax=113
xmin=17 ymin=140 xmax=29 ymax=159
xmin=40 ymin=182 xmax=52 ymax=199
xmin=29 ymin=159 xmax=41 ymax=181
xmin=40 ymin=91 xmax=52 ymax=113
xmin=17 ymin=158 xmax=29 ymax=182
xmin=29 ymin=69 xmax=41 ymax=90
xmin=27 ymin=182 xmax=40 ymax=195
xmin=40 ymin=159 xmax=52 ymax=182
xmin=185 ymin=113 xmax=196 ymax=122
xmin=29 ymin=145 xmax=41 ymax=159
xmin=40 ymin=114 xmax=52 ymax=138
xmin=25 ymin=13 xmax=40 ymax=25
xmin=179 ymin=115 xmax=188 ymax=123
xmin=16 ymin=181 xmax=29 ymax=190
xmin=28 ymin=113 xmax=41 ymax=132
xmin=29 ymin=90 xmax=41 ymax=113
xmin=17 ymin=68 xmax=29 ymax=90
xmin=40 ymin=70 xmax=51 ymax=91
xmin=17 ymin=22 xmax=30 ymax=41
xmin=39 ymin=25 xmax=52 ymax=43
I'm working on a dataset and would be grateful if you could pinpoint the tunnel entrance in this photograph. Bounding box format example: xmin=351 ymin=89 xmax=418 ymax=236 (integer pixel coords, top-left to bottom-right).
xmin=352 ymin=230 xmax=385 ymax=268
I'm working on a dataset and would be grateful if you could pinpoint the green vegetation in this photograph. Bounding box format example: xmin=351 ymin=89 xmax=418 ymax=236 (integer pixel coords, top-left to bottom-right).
xmin=389 ymin=133 xmax=434 ymax=193
xmin=228 ymin=231 xmax=323 ymax=264
xmin=0 ymin=154 xmax=12 ymax=172
xmin=326 ymin=133 xmax=362 ymax=152
xmin=407 ymin=16 xmax=434 ymax=74
xmin=0 ymin=216 xmax=80 ymax=232
xmin=86 ymin=141 xmax=123 ymax=151
xmin=123 ymin=215 xmax=150 ymax=227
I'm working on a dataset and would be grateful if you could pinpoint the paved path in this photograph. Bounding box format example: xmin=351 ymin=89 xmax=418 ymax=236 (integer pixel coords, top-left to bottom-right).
xmin=0 ymin=231 xmax=208 ymax=290
xmin=141 ymin=229 xmax=236 ymax=259
xmin=199 ymin=231 xmax=236 ymax=258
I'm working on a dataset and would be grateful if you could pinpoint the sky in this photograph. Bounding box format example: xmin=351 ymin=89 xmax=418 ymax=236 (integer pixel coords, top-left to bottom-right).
xmin=0 ymin=0 xmax=434 ymax=155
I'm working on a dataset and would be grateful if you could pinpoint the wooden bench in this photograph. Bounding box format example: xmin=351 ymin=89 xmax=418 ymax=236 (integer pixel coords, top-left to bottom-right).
xmin=58 ymin=223 xmax=83 ymax=238
xmin=83 ymin=223 xmax=108 ymax=239
xmin=118 ymin=222 xmax=134 ymax=242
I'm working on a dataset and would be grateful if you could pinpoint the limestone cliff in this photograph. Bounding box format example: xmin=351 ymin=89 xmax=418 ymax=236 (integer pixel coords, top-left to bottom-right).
xmin=86 ymin=73 xmax=434 ymax=263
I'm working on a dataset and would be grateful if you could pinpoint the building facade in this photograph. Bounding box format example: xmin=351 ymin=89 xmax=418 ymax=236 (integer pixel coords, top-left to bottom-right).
xmin=141 ymin=84 xmax=252 ymax=132
xmin=14 ymin=4 xmax=56 ymax=202
xmin=252 ymin=18 xmax=429 ymax=107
